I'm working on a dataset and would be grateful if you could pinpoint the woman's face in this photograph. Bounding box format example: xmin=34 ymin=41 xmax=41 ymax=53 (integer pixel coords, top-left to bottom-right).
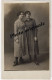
xmin=19 ymin=13 xmax=24 ymax=20
xmin=25 ymin=13 xmax=31 ymax=19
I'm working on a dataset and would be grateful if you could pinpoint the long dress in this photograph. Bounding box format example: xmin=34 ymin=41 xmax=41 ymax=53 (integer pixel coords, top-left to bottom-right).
xmin=25 ymin=18 xmax=39 ymax=56
xmin=14 ymin=19 xmax=26 ymax=58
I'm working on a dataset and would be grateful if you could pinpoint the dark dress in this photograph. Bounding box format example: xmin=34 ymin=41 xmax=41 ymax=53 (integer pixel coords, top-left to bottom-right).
xmin=25 ymin=18 xmax=39 ymax=56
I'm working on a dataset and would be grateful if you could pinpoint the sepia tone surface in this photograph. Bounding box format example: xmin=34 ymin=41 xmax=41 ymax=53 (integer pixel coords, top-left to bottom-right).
xmin=4 ymin=3 xmax=49 ymax=70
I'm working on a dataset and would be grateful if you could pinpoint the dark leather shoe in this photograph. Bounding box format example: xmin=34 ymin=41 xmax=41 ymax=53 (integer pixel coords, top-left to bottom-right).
xmin=13 ymin=61 xmax=18 ymax=66
xmin=19 ymin=58 xmax=24 ymax=63
xmin=34 ymin=61 xmax=39 ymax=65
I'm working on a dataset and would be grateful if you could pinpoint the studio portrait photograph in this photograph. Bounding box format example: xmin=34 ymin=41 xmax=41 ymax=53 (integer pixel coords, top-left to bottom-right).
xmin=4 ymin=2 xmax=49 ymax=71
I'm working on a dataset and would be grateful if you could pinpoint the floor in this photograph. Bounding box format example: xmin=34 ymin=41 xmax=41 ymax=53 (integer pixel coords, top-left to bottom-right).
xmin=4 ymin=52 xmax=49 ymax=71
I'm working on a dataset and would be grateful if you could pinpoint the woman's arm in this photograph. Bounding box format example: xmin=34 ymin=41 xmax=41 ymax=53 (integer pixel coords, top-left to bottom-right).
xmin=14 ymin=21 xmax=19 ymax=43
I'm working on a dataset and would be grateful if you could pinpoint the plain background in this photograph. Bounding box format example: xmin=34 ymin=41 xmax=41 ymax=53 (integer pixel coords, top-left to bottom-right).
xmin=4 ymin=3 xmax=49 ymax=54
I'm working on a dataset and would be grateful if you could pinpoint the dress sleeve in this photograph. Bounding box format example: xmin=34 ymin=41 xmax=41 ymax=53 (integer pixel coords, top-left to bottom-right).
xmin=14 ymin=21 xmax=19 ymax=40
xmin=33 ymin=19 xmax=38 ymax=38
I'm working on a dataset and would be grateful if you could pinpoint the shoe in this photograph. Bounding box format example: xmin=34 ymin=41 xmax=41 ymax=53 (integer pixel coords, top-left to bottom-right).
xmin=35 ymin=61 xmax=39 ymax=65
xmin=13 ymin=61 xmax=18 ymax=66
xmin=13 ymin=57 xmax=18 ymax=66
xmin=34 ymin=60 xmax=39 ymax=65
xmin=34 ymin=55 xmax=39 ymax=65
xmin=19 ymin=57 xmax=24 ymax=63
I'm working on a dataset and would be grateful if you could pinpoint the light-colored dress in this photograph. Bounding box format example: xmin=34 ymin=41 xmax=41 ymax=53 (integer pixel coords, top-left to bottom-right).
xmin=14 ymin=19 xmax=26 ymax=58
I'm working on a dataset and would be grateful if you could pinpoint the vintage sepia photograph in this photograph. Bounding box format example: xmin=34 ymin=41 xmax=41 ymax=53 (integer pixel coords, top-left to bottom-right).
xmin=4 ymin=2 xmax=49 ymax=71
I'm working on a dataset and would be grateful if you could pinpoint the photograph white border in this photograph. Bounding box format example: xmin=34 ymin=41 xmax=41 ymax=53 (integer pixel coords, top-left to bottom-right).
xmin=1 ymin=0 xmax=51 ymax=79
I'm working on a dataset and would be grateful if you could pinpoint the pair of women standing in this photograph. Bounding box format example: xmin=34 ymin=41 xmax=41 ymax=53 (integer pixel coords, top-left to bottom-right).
xmin=13 ymin=11 xmax=39 ymax=66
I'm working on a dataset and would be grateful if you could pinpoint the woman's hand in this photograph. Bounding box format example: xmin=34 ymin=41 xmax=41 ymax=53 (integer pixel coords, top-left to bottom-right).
xmin=14 ymin=38 xmax=19 ymax=43
xmin=34 ymin=37 xmax=38 ymax=41
xmin=16 ymin=39 xmax=19 ymax=43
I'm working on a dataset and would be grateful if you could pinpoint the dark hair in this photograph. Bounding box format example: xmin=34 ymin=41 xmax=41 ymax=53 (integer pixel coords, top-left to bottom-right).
xmin=17 ymin=11 xmax=24 ymax=16
xmin=25 ymin=11 xmax=31 ymax=15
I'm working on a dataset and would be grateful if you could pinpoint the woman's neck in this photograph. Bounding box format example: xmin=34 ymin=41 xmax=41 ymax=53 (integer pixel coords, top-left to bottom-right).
xmin=26 ymin=18 xmax=30 ymax=21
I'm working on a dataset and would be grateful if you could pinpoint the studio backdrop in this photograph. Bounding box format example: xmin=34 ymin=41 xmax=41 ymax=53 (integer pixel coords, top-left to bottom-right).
xmin=4 ymin=3 xmax=49 ymax=55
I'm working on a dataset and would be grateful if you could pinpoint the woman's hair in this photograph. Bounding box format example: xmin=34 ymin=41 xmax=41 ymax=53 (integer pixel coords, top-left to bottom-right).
xmin=17 ymin=11 xmax=24 ymax=16
xmin=25 ymin=11 xmax=31 ymax=15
